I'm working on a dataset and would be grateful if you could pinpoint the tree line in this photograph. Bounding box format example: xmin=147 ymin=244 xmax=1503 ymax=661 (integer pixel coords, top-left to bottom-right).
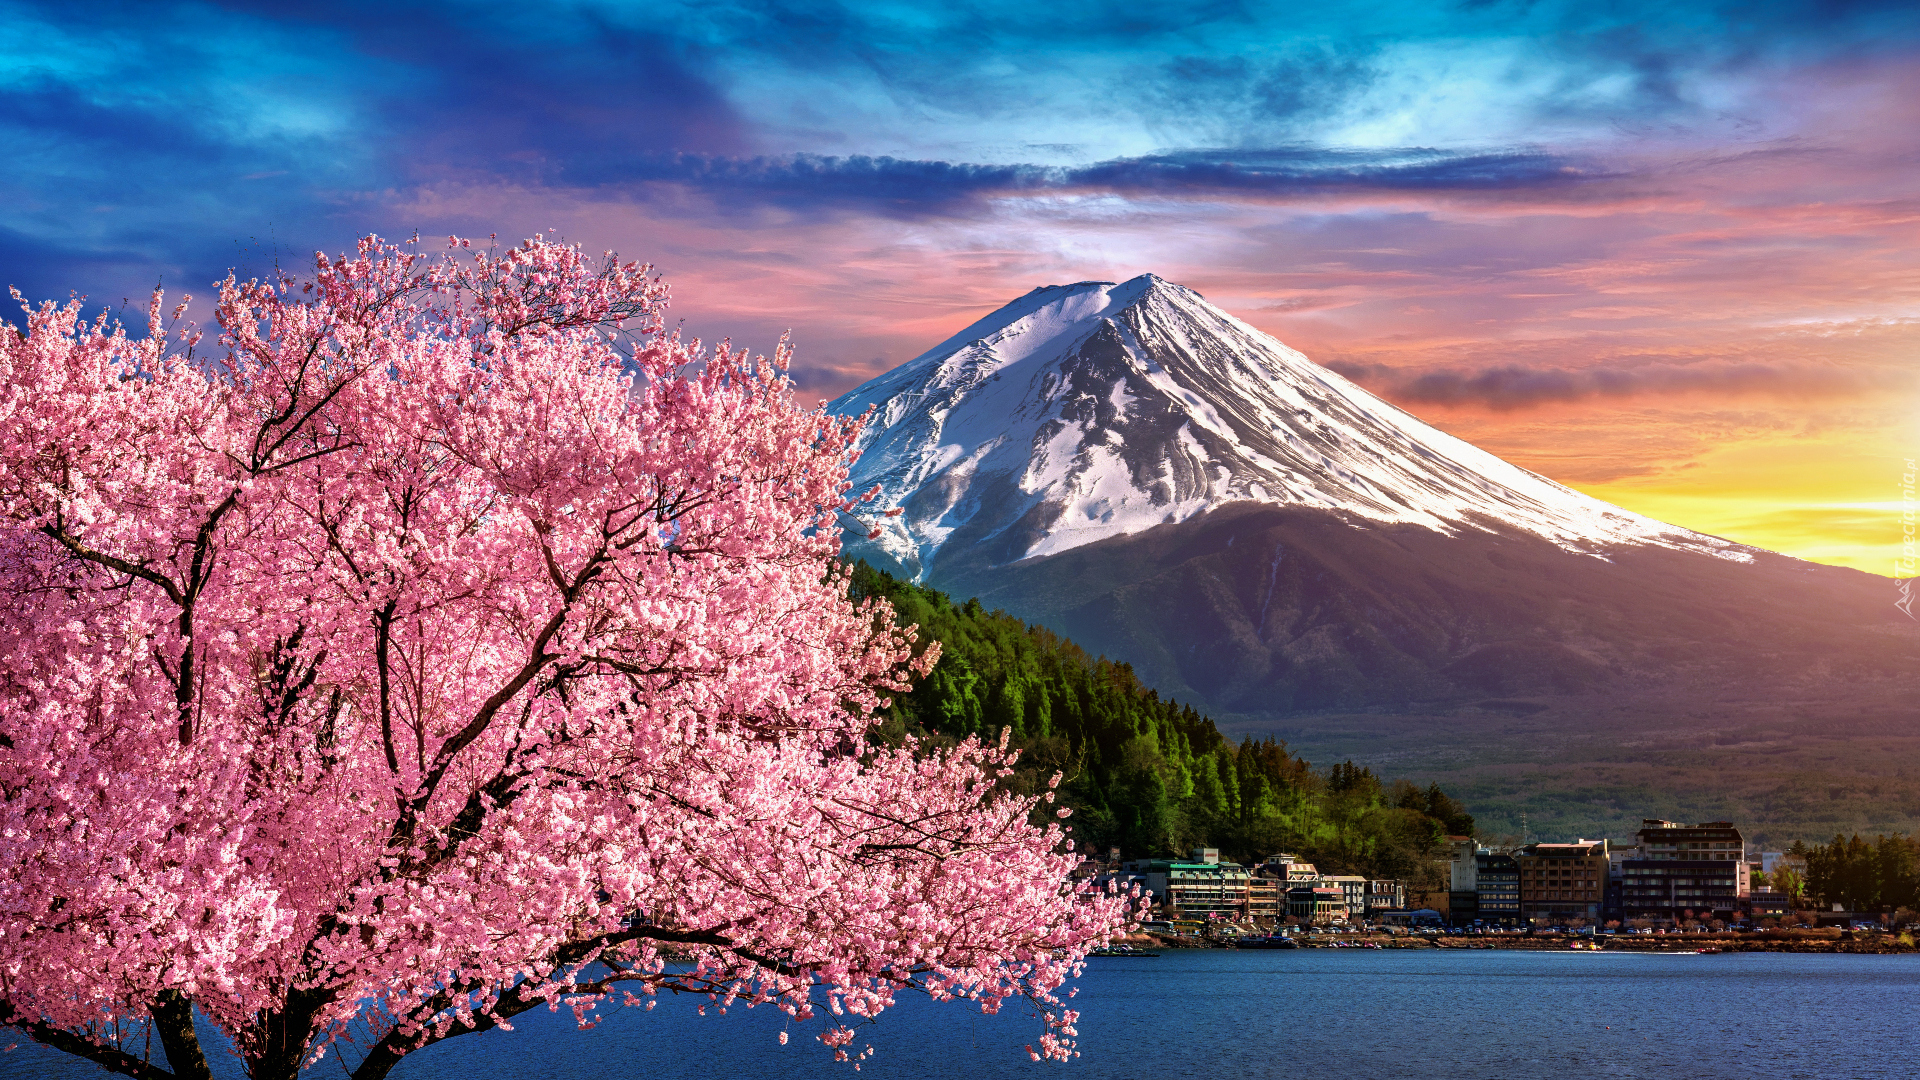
xmin=1801 ymin=833 xmax=1920 ymax=912
xmin=850 ymin=562 xmax=1474 ymax=888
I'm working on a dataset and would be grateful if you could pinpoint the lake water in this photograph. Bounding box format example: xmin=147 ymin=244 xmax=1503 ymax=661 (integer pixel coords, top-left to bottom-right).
xmin=6 ymin=949 xmax=1917 ymax=1079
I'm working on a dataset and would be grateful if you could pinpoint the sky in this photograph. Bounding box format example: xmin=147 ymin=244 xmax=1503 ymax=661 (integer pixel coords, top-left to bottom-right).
xmin=4 ymin=0 xmax=1917 ymax=576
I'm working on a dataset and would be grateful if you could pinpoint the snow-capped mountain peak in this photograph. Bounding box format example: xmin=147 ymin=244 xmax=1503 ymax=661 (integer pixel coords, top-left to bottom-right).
xmin=827 ymin=273 xmax=1748 ymax=580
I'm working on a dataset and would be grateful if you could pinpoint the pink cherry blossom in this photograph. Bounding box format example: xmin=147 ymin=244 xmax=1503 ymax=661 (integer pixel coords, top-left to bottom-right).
xmin=0 ymin=235 xmax=1137 ymax=1080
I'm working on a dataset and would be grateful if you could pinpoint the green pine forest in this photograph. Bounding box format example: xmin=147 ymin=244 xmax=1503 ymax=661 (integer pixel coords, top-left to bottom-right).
xmin=1801 ymin=834 xmax=1920 ymax=912
xmin=849 ymin=562 xmax=1473 ymax=893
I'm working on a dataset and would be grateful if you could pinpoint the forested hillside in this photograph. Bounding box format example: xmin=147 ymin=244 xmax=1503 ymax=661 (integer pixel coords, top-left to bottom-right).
xmin=849 ymin=563 xmax=1474 ymax=886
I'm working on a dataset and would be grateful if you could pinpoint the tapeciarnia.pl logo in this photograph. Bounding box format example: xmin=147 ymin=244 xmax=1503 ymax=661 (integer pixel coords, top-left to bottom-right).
xmin=1898 ymin=457 xmax=1915 ymax=619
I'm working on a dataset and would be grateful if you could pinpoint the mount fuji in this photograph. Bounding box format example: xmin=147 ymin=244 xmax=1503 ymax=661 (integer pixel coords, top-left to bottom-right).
xmin=825 ymin=276 xmax=1917 ymax=836
xmin=830 ymin=274 xmax=1749 ymax=578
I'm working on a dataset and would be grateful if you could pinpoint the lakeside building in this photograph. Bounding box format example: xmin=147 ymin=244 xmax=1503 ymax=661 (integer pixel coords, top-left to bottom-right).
xmin=1373 ymin=907 xmax=1444 ymax=927
xmin=1618 ymin=820 xmax=1749 ymax=923
xmin=1097 ymin=817 xmax=1779 ymax=929
xmin=1517 ymin=840 xmax=1609 ymax=924
xmin=1071 ymin=846 xmax=1125 ymax=883
xmin=1749 ymin=887 xmax=1791 ymax=920
xmin=1114 ymin=849 xmax=1253 ymax=920
xmin=1634 ymin=820 xmax=1748 ymax=872
xmin=1603 ymin=847 xmax=1635 ymax=923
xmin=1474 ymin=852 xmax=1521 ymax=926
xmin=1619 ymin=860 xmax=1745 ymax=922
xmin=1286 ymin=885 xmax=1349 ymax=923
xmin=1323 ymin=875 xmax=1369 ymax=918
xmin=1261 ymin=854 xmax=1322 ymax=882
xmin=1102 ymin=851 xmax=1415 ymax=926
xmin=1247 ymin=874 xmax=1283 ymax=921
xmin=1447 ymin=837 xmax=1479 ymax=923
xmin=1365 ymin=879 xmax=1405 ymax=917
xmin=1450 ymin=889 xmax=1476 ymax=925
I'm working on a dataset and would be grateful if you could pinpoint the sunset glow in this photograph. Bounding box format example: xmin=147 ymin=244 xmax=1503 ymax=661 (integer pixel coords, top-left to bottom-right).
xmin=4 ymin=0 xmax=1916 ymax=574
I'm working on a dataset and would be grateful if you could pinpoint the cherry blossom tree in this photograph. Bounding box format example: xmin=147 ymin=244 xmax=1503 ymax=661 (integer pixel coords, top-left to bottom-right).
xmin=0 ymin=235 xmax=1133 ymax=1080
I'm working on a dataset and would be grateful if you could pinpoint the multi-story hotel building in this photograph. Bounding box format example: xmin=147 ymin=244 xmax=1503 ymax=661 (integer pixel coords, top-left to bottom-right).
xmin=1474 ymin=852 xmax=1521 ymax=926
xmin=1322 ymin=875 xmax=1369 ymax=919
xmin=1618 ymin=820 xmax=1749 ymax=922
xmin=1111 ymin=849 xmax=1251 ymax=919
xmin=1517 ymin=840 xmax=1609 ymax=924
xmin=1447 ymin=837 xmax=1480 ymax=924
xmin=1247 ymin=873 xmax=1283 ymax=921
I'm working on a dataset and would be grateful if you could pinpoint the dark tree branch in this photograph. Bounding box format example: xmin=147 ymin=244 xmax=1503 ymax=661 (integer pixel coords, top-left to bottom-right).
xmin=2 ymin=1000 xmax=177 ymax=1079
xmin=373 ymin=600 xmax=401 ymax=778
xmin=397 ymin=545 xmax=612 ymax=841
xmin=11 ymin=1024 xmax=176 ymax=1079
xmin=37 ymin=524 xmax=184 ymax=606
xmin=246 ymin=328 xmax=374 ymax=473
xmin=344 ymin=924 xmax=810 ymax=1080
xmin=345 ymin=983 xmax=551 ymax=1080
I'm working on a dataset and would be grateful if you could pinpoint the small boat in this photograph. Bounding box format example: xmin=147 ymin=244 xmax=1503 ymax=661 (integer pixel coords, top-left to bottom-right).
xmin=1237 ymin=935 xmax=1299 ymax=950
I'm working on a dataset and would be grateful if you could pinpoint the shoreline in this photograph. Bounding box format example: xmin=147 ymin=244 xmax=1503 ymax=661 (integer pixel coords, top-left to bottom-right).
xmin=1121 ymin=929 xmax=1919 ymax=955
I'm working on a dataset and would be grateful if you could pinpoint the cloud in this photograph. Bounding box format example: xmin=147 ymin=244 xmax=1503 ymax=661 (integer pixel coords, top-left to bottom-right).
xmin=0 ymin=0 xmax=755 ymax=314
xmin=0 ymin=226 xmax=170 ymax=311
xmin=1328 ymin=359 xmax=1883 ymax=411
xmin=783 ymin=356 xmax=894 ymax=394
xmin=576 ymin=146 xmax=1606 ymax=218
xmin=1137 ymin=45 xmax=1381 ymax=145
xmin=1073 ymin=148 xmax=1599 ymax=193
xmin=342 ymin=9 xmax=746 ymax=177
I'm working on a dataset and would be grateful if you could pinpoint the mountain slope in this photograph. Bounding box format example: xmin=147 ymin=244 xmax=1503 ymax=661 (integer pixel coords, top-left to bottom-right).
xmin=825 ymin=275 xmax=1920 ymax=841
xmin=829 ymin=275 xmax=1752 ymax=581
xmin=931 ymin=502 xmax=1912 ymax=715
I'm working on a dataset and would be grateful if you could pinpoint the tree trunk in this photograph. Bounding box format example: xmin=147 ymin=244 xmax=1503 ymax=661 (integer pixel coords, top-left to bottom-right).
xmin=244 ymin=988 xmax=331 ymax=1080
xmin=152 ymin=991 xmax=213 ymax=1080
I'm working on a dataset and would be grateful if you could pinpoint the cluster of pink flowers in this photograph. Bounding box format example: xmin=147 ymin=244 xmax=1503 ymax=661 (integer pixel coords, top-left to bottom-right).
xmin=0 ymin=235 xmax=1136 ymax=1079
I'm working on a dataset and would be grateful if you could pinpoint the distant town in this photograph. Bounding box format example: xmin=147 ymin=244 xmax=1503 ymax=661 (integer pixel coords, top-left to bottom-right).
xmin=1084 ymin=818 xmax=1917 ymax=940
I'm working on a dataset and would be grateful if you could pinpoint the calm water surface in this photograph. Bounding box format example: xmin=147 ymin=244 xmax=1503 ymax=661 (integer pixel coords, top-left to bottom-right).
xmin=6 ymin=950 xmax=1916 ymax=1079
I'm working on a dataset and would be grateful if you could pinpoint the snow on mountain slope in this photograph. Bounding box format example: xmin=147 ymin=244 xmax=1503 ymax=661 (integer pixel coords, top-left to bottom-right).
xmin=826 ymin=275 xmax=1752 ymax=580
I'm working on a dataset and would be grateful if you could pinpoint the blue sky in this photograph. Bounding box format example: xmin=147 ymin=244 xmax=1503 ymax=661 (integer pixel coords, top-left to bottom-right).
xmin=5 ymin=0 xmax=1919 ymax=569
xmin=7 ymin=0 xmax=1914 ymax=293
